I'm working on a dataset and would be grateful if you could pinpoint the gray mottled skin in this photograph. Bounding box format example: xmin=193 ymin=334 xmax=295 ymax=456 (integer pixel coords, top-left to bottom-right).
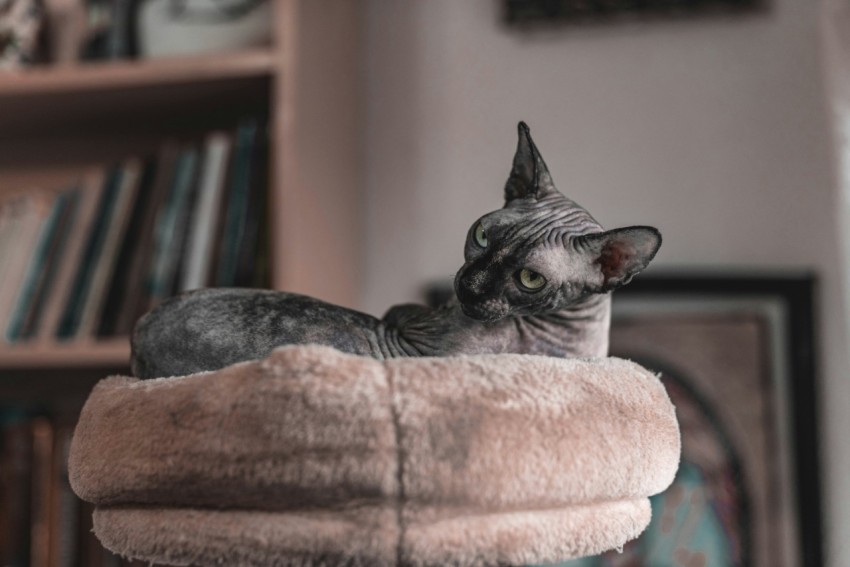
xmin=131 ymin=122 xmax=661 ymax=378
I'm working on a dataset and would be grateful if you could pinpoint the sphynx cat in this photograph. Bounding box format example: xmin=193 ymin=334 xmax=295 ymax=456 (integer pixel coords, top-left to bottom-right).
xmin=131 ymin=122 xmax=661 ymax=378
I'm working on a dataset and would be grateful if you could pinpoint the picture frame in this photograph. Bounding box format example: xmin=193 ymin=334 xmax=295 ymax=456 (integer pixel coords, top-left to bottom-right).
xmin=504 ymin=0 xmax=766 ymax=26
xmin=598 ymin=273 xmax=822 ymax=567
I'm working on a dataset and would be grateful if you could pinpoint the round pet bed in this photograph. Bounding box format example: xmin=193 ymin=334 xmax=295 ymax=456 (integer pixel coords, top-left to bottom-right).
xmin=69 ymin=345 xmax=680 ymax=566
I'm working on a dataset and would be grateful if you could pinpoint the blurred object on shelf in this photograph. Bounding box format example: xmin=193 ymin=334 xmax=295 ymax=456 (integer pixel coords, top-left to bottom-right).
xmin=2 ymin=0 xmax=271 ymax=68
xmin=0 ymin=0 xmax=44 ymax=69
xmin=79 ymin=0 xmax=140 ymax=61
xmin=43 ymin=0 xmax=86 ymax=63
xmin=137 ymin=0 xmax=271 ymax=59
xmin=41 ymin=0 xmax=139 ymax=64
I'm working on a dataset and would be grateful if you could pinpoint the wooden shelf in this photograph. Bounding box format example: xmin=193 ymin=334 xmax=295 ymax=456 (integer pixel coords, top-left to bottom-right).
xmin=0 ymin=49 xmax=275 ymax=96
xmin=0 ymin=339 xmax=130 ymax=368
xmin=0 ymin=50 xmax=273 ymax=144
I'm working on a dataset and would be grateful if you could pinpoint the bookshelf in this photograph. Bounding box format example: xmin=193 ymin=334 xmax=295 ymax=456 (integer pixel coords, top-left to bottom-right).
xmin=0 ymin=1 xmax=364 ymax=563
xmin=0 ymin=0 xmax=364 ymax=372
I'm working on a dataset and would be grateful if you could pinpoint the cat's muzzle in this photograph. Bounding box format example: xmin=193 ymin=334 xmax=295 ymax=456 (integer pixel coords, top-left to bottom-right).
xmin=455 ymin=272 xmax=509 ymax=322
xmin=457 ymin=298 xmax=510 ymax=323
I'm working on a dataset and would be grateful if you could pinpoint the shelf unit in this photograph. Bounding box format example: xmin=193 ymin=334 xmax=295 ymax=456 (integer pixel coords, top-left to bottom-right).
xmin=0 ymin=0 xmax=364 ymax=374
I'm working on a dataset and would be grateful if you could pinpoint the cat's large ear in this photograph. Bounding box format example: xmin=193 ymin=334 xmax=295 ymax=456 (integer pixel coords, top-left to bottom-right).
xmin=578 ymin=226 xmax=662 ymax=292
xmin=505 ymin=121 xmax=554 ymax=203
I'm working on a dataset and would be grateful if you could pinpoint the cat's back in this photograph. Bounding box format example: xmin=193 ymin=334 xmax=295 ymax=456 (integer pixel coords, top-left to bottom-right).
xmin=131 ymin=288 xmax=383 ymax=378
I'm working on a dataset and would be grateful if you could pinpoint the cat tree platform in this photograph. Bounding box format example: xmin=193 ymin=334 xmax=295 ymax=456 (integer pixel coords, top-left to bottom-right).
xmin=68 ymin=345 xmax=680 ymax=566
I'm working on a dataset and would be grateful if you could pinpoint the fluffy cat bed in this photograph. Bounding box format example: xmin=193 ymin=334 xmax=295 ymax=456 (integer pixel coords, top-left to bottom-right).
xmin=69 ymin=345 xmax=680 ymax=567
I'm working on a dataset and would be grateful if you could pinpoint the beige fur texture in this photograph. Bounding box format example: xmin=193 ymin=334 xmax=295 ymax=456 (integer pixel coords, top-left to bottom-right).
xmin=69 ymin=345 xmax=680 ymax=566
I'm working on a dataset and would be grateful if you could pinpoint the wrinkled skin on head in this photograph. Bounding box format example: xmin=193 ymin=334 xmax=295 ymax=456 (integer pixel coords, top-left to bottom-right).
xmin=454 ymin=122 xmax=661 ymax=323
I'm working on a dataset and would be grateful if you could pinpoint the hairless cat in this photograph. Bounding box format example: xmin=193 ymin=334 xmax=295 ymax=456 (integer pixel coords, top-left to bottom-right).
xmin=131 ymin=122 xmax=661 ymax=378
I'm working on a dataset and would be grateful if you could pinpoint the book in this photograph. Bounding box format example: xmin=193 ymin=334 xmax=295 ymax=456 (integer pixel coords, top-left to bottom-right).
xmin=0 ymin=200 xmax=20 ymax=298
xmin=0 ymin=412 xmax=34 ymax=567
xmin=179 ymin=132 xmax=232 ymax=292
xmin=0 ymin=195 xmax=52 ymax=342
xmin=235 ymin=122 xmax=269 ymax=287
xmin=37 ymin=172 xmax=106 ymax=342
xmin=251 ymin=129 xmax=272 ymax=289
xmin=17 ymin=189 xmax=81 ymax=341
xmin=0 ymin=197 xmax=35 ymax=331
xmin=114 ymin=143 xmax=181 ymax=337
xmin=4 ymin=193 xmax=63 ymax=342
xmin=6 ymin=191 xmax=76 ymax=342
xmin=145 ymin=147 xmax=199 ymax=309
xmin=96 ymin=158 xmax=157 ymax=338
xmin=46 ymin=425 xmax=77 ymax=567
xmin=29 ymin=417 xmax=53 ymax=567
xmin=76 ymin=160 xmax=141 ymax=339
xmin=206 ymin=140 xmax=236 ymax=288
xmin=56 ymin=169 xmax=123 ymax=340
xmin=216 ymin=119 xmax=259 ymax=286
xmin=168 ymin=146 xmax=204 ymax=297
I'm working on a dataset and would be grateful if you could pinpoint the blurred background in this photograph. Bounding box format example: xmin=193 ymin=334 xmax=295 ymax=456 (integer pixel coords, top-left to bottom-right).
xmin=0 ymin=0 xmax=848 ymax=565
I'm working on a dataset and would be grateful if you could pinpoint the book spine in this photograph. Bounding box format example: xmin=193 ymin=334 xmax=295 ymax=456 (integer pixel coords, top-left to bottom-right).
xmin=180 ymin=133 xmax=232 ymax=292
xmin=145 ymin=148 xmax=199 ymax=308
xmin=97 ymin=158 xmax=157 ymax=338
xmin=0 ymin=203 xmax=15 ymax=289
xmin=0 ymin=196 xmax=52 ymax=343
xmin=235 ymin=121 xmax=269 ymax=287
xmin=36 ymin=172 xmax=106 ymax=342
xmin=1 ymin=413 xmax=34 ymax=567
xmin=29 ymin=417 xmax=54 ymax=567
xmin=19 ymin=189 xmax=81 ymax=340
xmin=6 ymin=192 xmax=70 ymax=342
xmin=216 ymin=119 xmax=259 ymax=286
xmin=169 ymin=146 xmax=204 ymax=297
xmin=47 ymin=425 xmax=77 ymax=567
xmin=56 ymin=169 xmax=122 ymax=340
xmin=115 ymin=143 xmax=180 ymax=337
xmin=76 ymin=161 xmax=141 ymax=339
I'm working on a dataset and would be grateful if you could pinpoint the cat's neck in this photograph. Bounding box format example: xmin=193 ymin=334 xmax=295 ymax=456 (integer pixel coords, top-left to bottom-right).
xmin=385 ymin=293 xmax=611 ymax=359
xmin=512 ymin=294 xmax=611 ymax=358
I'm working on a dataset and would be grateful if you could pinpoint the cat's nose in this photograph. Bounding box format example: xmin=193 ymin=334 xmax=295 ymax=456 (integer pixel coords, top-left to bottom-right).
xmin=456 ymin=283 xmax=475 ymax=304
xmin=457 ymin=275 xmax=485 ymax=301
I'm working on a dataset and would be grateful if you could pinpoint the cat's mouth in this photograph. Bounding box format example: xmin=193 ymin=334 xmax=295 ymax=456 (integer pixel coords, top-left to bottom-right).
xmin=459 ymin=301 xmax=508 ymax=323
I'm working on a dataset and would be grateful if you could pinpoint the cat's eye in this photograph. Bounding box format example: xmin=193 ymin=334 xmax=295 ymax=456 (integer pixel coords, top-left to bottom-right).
xmin=473 ymin=223 xmax=488 ymax=248
xmin=517 ymin=269 xmax=546 ymax=291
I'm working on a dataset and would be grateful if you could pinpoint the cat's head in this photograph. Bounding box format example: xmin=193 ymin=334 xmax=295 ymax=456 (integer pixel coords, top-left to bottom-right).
xmin=454 ymin=122 xmax=661 ymax=322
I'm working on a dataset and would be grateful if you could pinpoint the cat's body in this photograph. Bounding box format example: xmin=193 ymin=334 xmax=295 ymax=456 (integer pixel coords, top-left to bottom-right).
xmin=131 ymin=123 xmax=660 ymax=379
xmin=130 ymin=289 xmax=611 ymax=378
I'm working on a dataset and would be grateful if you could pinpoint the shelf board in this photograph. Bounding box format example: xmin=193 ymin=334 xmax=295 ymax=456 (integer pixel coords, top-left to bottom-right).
xmin=0 ymin=50 xmax=273 ymax=143
xmin=0 ymin=339 xmax=130 ymax=368
xmin=0 ymin=49 xmax=276 ymax=96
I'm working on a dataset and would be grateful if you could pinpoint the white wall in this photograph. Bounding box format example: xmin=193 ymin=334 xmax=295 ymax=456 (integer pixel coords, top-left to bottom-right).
xmin=362 ymin=0 xmax=850 ymax=564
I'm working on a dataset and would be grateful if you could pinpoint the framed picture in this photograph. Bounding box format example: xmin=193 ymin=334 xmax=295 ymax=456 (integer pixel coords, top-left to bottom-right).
xmin=563 ymin=273 xmax=820 ymax=567
xmin=504 ymin=0 xmax=766 ymax=26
